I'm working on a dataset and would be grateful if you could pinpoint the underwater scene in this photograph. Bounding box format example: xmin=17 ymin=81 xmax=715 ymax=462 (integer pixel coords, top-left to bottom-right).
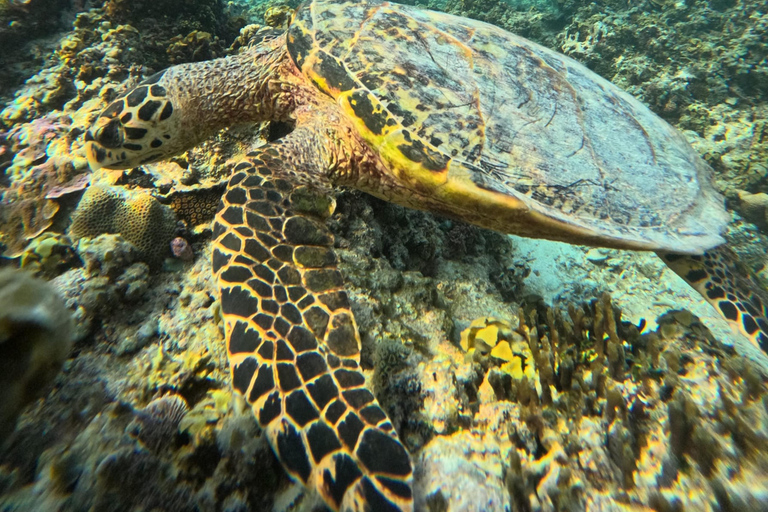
xmin=1 ymin=0 xmax=768 ymax=510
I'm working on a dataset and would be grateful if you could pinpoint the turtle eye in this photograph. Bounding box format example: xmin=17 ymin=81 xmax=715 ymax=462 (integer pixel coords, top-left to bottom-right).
xmin=94 ymin=119 xmax=123 ymax=149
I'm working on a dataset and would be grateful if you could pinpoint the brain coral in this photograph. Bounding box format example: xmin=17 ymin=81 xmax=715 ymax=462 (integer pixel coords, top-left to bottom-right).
xmin=69 ymin=185 xmax=177 ymax=266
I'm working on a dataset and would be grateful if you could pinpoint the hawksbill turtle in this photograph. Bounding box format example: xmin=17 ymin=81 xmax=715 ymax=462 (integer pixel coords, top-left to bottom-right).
xmin=83 ymin=0 xmax=768 ymax=509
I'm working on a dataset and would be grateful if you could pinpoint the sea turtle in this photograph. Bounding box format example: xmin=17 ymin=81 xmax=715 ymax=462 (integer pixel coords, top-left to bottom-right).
xmin=83 ymin=0 xmax=768 ymax=509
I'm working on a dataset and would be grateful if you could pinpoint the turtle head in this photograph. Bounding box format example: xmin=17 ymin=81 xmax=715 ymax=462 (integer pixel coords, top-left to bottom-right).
xmin=85 ymin=71 xmax=188 ymax=170
xmin=86 ymin=39 xmax=292 ymax=171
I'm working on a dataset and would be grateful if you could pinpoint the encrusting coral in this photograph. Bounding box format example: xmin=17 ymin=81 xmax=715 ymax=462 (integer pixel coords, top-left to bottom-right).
xmin=165 ymin=184 xmax=224 ymax=228
xmin=18 ymin=232 xmax=79 ymax=277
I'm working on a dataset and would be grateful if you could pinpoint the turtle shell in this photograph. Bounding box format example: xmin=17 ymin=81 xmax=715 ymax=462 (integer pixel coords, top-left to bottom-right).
xmin=287 ymin=0 xmax=727 ymax=254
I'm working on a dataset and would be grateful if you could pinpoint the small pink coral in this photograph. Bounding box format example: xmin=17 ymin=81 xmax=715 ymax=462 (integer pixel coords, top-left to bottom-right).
xmin=170 ymin=237 xmax=193 ymax=261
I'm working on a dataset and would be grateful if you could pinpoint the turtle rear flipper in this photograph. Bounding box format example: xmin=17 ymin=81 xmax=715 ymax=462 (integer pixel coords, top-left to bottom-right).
xmin=660 ymin=248 xmax=768 ymax=358
xmin=212 ymin=129 xmax=413 ymax=512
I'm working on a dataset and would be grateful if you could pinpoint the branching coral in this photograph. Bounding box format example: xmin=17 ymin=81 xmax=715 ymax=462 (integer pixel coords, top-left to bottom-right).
xmin=462 ymin=294 xmax=639 ymax=406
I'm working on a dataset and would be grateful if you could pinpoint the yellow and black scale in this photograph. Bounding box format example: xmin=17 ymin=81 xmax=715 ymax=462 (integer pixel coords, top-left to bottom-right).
xmin=83 ymin=0 xmax=768 ymax=510
xmin=211 ymin=144 xmax=413 ymax=511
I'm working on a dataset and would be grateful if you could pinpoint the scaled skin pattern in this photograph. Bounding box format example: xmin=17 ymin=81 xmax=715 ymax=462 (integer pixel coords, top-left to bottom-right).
xmin=0 ymin=268 xmax=75 ymax=443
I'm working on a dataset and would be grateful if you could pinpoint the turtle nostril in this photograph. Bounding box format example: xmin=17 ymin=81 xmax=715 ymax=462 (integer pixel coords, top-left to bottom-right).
xmin=95 ymin=119 xmax=123 ymax=148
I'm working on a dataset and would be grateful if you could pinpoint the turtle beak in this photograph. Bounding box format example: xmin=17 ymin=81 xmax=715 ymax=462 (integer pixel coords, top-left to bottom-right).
xmin=85 ymin=139 xmax=104 ymax=171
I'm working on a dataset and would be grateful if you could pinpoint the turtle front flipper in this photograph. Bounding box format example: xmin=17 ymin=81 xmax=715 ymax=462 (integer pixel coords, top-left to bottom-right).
xmin=660 ymin=247 xmax=768 ymax=356
xmin=213 ymin=139 xmax=413 ymax=511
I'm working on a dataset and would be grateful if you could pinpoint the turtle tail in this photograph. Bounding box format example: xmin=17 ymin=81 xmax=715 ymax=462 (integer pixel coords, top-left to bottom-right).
xmin=212 ymin=141 xmax=413 ymax=512
xmin=659 ymin=247 xmax=768 ymax=356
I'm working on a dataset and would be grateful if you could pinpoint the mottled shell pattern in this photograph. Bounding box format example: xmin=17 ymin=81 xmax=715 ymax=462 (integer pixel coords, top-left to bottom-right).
xmin=287 ymin=0 xmax=727 ymax=254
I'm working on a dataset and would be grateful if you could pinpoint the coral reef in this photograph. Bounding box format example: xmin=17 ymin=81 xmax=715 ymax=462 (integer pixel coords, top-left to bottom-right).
xmin=1 ymin=0 xmax=768 ymax=510
xmin=414 ymin=431 xmax=510 ymax=511
xmin=690 ymin=104 xmax=768 ymax=197
xmin=263 ymin=5 xmax=294 ymax=29
xmin=412 ymin=295 xmax=768 ymax=510
xmin=0 ymin=0 xmax=72 ymax=99
xmin=166 ymin=30 xmax=225 ymax=64
xmin=1 ymin=0 xmax=243 ymax=122
xmin=734 ymin=190 xmax=768 ymax=234
xmin=50 ymin=234 xmax=153 ymax=342
xmin=0 ymin=111 xmax=88 ymax=257
xmin=18 ymin=232 xmax=79 ymax=278
xmin=103 ymin=0 xmax=239 ymax=56
xmin=1 ymin=12 xmax=139 ymax=124
xmin=166 ymin=183 xmax=226 ymax=228
xmin=0 ymin=196 xmax=59 ymax=257
xmin=0 ymin=248 xmax=285 ymax=510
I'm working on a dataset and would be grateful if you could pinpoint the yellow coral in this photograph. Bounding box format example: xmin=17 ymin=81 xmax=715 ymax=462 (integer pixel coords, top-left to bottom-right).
xmin=69 ymin=185 xmax=177 ymax=266
xmin=179 ymin=388 xmax=231 ymax=445
xmin=460 ymin=317 xmax=512 ymax=352
xmin=264 ymin=6 xmax=294 ymax=28
xmin=460 ymin=316 xmax=536 ymax=382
